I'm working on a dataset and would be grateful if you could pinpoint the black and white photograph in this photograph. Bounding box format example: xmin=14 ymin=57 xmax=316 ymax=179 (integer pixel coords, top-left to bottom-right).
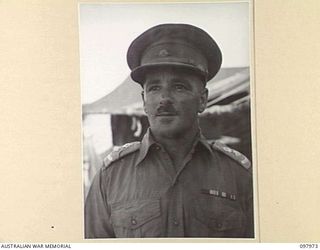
xmin=80 ymin=2 xmax=255 ymax=239
xmin=3 ymin=0 xmax=320 ymax=245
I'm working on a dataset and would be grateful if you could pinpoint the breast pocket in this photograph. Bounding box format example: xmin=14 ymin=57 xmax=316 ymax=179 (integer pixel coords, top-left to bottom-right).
xmin=193 ymin=195 xmax=246 ymax=238
xmin=110 ymin=199 xmax=162 ymax=238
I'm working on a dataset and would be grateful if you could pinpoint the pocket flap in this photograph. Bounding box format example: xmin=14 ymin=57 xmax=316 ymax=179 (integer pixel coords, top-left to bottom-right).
xmin=111 ymin=199 xmax=161 ymax=230
xmin=194 ymin=202 xmax=243 ymax=231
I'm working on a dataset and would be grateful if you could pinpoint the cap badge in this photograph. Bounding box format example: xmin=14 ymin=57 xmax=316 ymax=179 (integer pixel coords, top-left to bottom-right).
xmin=158 ymin=49 xmax=169 ymax=57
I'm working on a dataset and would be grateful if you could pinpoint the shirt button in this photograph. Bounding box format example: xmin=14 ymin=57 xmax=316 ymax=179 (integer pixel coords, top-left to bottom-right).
xmin=217 ymin=222 xmax=222 ymax=228
xmin=131 ymin=219 xmax=137 ymax=225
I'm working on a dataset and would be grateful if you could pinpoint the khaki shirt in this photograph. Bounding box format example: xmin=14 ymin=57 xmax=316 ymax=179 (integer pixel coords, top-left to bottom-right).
xmin=85 ymin=130 xmax=254 ymax=238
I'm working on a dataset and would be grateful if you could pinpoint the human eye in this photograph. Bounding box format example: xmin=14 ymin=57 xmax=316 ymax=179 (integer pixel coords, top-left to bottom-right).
xmin=174 ymin=83 xmax=188 ymax=92
xmin=147 ymin=85 xmax=160 ymax=92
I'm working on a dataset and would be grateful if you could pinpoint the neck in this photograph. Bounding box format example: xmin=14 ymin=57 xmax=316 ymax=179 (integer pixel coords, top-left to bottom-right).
xmin=151 ymin=126 xmax=199 ymax=167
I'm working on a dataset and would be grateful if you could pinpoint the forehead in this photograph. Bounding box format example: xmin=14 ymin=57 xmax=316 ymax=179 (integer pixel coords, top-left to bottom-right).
xmin=143 ymin=67 xmax=204 ymax=85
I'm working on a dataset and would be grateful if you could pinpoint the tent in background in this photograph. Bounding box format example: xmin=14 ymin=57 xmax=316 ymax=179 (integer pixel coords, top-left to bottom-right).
xmin=82 ymin=67 xmax=250 ymax=116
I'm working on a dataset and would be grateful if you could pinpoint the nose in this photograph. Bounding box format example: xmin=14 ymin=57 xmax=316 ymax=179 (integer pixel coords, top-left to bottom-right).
xmin=159 ymin=87 xmax=173 ymax=105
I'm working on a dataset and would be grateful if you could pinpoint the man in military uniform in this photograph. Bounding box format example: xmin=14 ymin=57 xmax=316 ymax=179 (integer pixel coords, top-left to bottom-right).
xmin=85 ymin=23 xmax=254 ymax=238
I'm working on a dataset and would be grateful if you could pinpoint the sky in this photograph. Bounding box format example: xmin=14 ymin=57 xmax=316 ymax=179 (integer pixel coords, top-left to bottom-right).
xmin=79 ymin=2 xmax=250 ymax=104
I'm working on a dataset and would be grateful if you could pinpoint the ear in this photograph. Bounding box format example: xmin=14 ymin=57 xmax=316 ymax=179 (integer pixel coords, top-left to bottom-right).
xmin=198 ymin=88 xmax=208 ymax=113
xmin=141 ymin=91 xmax=147 ymax=114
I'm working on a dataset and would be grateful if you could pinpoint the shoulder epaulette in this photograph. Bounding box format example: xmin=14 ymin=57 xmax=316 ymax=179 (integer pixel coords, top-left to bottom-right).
xmin=103 ymin=141 xmax=140 ymax=168
xmin=211 ymin=141 xmax=251 ymax=170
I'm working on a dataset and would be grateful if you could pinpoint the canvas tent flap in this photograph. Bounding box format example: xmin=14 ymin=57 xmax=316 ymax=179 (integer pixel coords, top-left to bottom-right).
xmin=83 ymin=67 xmax=250 ymax=115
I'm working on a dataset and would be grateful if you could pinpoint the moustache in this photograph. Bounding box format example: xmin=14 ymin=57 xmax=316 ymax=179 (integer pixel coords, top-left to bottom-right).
xmin=156 ymin=105 xmax=178 ymax=116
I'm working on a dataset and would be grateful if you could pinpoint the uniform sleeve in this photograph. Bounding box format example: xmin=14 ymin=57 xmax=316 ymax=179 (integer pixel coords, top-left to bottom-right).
xmin=84 ymin=168 xmax=115 ymax=238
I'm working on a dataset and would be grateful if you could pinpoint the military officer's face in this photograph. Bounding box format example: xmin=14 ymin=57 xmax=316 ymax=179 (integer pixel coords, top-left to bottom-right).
xmin=142 ymin=68 xmax=208 ymax=138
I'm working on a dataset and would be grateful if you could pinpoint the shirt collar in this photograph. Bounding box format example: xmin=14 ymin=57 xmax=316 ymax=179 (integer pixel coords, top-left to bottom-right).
xmin=198 ymin=131 xmax=213 ymax=153
xmin=136 ymin=128 xmax=157 ymax=166
xmin=135 ymin=128 xmax=213 ymax=167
